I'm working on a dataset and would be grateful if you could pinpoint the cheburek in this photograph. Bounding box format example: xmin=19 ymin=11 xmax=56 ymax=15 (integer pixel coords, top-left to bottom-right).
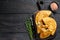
xmin=40 ymin=29 xmax=51 ymax=39
xmin=43 ymin=17 xmax=57 ymax=35
xmin=35 ymin=10 xmax=51 ymax=26
xmin=35 ymin=10 xmax=57 ymax=39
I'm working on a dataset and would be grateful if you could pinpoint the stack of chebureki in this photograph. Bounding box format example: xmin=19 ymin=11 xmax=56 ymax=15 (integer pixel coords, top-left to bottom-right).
xmin=35 ymin=10 xmax=57 ymax=39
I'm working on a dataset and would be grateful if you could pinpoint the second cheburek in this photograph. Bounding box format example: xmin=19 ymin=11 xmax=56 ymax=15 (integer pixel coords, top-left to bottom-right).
xmin=35 ymin=10 xmax=57 ymax=39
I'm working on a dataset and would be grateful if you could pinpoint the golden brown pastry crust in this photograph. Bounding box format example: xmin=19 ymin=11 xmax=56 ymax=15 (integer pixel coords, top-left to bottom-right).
xmin=35 ymin=10 xmax=57 ymax=39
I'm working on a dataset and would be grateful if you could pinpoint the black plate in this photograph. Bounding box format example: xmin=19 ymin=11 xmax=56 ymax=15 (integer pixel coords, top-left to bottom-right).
xmin=31 ymin=13 xmax=57 ymax=40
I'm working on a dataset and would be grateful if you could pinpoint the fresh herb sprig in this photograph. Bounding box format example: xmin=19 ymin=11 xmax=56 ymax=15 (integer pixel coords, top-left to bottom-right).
xmin=25 ymin=18 xmax=33 ymax=40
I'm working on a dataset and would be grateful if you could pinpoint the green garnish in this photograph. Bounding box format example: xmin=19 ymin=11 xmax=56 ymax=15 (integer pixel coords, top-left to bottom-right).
xmin=25 ymin=18 xmax=33 ymax=40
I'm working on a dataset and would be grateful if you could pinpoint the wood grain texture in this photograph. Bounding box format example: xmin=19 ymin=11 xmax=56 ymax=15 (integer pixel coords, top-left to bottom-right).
xmin=0 ymin=0 xmax=60 ymax=40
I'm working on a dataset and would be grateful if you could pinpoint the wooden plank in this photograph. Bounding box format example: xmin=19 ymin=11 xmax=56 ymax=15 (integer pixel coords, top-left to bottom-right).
xmin=0 ymin=0 xmax=38 ymax=13
xmin=0 ymin=33 xmax=30 ymax=40
xmin=0 ymin=14 xmax=33 ymax=32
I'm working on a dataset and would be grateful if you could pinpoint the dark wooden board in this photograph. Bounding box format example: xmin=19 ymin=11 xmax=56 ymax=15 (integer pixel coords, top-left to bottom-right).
xmin=0 ymin=0 xmax=60 ymax=40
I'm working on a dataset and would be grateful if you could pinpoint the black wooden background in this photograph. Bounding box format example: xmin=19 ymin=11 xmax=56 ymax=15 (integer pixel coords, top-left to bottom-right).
xmin=0 ymin=0 xmax=60 ymax=40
